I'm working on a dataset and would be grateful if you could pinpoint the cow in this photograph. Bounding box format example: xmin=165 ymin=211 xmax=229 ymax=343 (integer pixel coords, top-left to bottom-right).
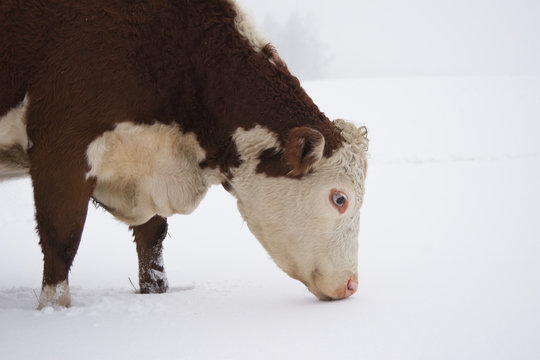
xmin=0 ymin=0 xmax=368 ymax=309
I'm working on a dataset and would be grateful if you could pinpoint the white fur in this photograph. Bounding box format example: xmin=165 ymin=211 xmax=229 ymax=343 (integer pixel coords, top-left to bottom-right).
xmin=86 ymin=122 xmax=223 ymax=226
xmin=231 ymin=121 xmax=368 ymax=299
xmin=226 ymin=0 xmax=268 ymax=53
xmin=232 ymin=125 xmax=280 ymax=162
xmin=0 ymin=95 xmax=31 ymax=179
xmin=38 ymin=280 xmax=70 ymax=309
xmin=0 ymin=95 xmax=29 ymax=148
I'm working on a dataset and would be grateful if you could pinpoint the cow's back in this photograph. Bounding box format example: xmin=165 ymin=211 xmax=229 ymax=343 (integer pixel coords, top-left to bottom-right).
xmin=0 ymin=0 xmax=197 ymax=126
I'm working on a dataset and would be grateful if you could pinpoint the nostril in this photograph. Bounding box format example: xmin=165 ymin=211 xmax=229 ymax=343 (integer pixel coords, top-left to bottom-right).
xmin=345 ymin=278 xmax=358 ymax=297
xmin=347 ymin=279 xmax=358 ymax=292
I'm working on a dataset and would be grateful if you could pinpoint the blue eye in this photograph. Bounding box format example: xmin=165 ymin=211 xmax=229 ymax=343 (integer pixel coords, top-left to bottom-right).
xmin=333 ymin=193 xmax=346 ymax=206
xmin=330 ymin=191 xmax=348 ymax=213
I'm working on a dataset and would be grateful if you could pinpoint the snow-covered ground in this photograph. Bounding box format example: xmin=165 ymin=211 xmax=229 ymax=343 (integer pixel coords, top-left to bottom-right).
xmin=1 ymin=76 xmax=539 ymax=360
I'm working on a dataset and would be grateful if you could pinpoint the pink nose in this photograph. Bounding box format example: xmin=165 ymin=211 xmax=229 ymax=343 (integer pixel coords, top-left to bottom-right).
xmin=345 ymin=277 xmax=358 ymax=298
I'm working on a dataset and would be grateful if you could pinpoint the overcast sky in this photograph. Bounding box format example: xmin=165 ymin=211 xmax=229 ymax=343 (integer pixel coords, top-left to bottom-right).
xmin=239 ymin=0 xmax=540 ymax=79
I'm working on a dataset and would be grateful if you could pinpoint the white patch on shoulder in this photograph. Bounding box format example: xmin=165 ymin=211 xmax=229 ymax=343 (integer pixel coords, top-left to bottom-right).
xmin=86 ymin=122 xmax=222 ymax=225
xmin=38 ymin=280 xmax=70 ymax=309
xmin=226 ymin=0 xmax=268 ymax=52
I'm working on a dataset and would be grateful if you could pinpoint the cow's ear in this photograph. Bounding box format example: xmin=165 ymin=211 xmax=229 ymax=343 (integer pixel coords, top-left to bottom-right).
xmin=284 ymin=127 xmax=325 ymax=178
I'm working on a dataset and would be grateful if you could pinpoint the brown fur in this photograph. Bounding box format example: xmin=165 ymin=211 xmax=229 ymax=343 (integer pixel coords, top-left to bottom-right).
xmin=0 ymin=0 xmax=345 ymax=300
xmin=131 ymin=216 xmax=169 ymax=294
xmin=284 ymin=127 xmax=325 ymax=178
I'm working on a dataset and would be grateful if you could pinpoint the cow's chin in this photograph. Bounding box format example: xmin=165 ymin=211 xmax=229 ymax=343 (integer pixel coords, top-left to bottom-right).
xmin=247 ymin=233 xmax=359 ymax=300
xmin=285 ymin=267 xmax=358 ymax=301
xmin=257 ymin=240 xmax=358 ymax=301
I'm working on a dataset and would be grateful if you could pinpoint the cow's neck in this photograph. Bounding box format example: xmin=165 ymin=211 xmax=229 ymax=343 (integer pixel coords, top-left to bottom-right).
xmin=190 ymin=45 xmax=343 ymax=180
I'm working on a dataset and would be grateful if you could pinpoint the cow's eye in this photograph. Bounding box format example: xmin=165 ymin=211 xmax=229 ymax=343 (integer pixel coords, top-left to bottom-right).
xmin=330 ymin=190 xmax=348 ymax=213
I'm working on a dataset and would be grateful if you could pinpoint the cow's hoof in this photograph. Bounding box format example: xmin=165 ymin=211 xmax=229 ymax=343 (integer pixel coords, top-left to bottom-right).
xmin=37 ymin=280 xmax=71 ymax=309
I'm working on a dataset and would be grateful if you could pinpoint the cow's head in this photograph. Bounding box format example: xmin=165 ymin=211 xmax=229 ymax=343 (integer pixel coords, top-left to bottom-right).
xmin=231 ymin=119 xmax=368 ymax=300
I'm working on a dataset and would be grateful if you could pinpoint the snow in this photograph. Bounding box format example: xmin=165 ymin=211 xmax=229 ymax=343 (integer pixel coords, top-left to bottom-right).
xmin=1 ymin=76 xmax=539 ymax=359
xmin=240 ymin=0 xmax=540 ymax=79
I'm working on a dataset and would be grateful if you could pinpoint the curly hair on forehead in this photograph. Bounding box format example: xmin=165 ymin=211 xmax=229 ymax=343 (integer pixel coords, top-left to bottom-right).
xmin=333 ymin=119 xmax=369 ymax=151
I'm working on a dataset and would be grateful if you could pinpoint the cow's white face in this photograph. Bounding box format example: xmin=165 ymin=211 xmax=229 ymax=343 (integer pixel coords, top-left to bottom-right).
xmin=231 ymin=120 xmax=368 ymax=300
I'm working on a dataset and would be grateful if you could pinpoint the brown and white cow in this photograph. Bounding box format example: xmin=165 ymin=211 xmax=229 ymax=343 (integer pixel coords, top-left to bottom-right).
xmin=0 ymin=0 xmax=368 ymax=308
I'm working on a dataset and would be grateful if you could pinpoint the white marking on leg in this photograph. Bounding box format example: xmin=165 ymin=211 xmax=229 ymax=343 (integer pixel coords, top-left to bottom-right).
xmin=38 ymin=280 xmax=71 ymax=309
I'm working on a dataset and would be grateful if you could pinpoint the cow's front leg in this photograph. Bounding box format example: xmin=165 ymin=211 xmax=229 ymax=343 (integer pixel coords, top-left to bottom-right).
xmin=131 ymin=216 xmax=169 ymax=294
xmin=30 ymin=150 xmax=95 ymax=309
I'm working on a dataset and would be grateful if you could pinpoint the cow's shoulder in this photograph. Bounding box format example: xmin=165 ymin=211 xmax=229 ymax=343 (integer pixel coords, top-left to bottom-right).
xmin=86 ymin=122 xmax=222 ymax=225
